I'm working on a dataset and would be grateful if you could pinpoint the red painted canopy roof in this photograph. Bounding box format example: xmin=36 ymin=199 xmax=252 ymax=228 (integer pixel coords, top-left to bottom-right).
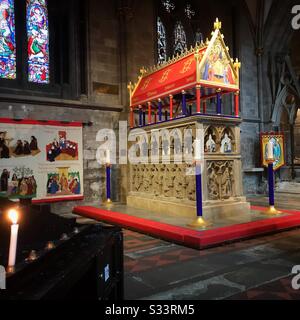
xmin=128 ymin=19 xmax=241 ymax=107
xmin=131 ymin=51 xmax=203 ymax=106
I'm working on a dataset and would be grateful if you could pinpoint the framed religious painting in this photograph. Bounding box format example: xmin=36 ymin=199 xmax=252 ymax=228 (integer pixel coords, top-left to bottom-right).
xmin=260 ymin=132 xmax=285 ymax=171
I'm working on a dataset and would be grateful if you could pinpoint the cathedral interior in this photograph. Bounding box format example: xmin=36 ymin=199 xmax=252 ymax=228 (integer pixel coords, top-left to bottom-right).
xmin=1 ymin=0 xmax=300 ymax=302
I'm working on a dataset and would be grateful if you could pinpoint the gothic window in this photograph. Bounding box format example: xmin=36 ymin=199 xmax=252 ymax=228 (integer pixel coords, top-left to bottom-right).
xmin=26 ymin=0 xmax=49 ymax=84
xmin=157 ymin=17 xmax=167 ymax=64
xmin=173 ymin=21 xmax=187 ymax=56
xmin=0 ymin=0 xmax=16 ymax=79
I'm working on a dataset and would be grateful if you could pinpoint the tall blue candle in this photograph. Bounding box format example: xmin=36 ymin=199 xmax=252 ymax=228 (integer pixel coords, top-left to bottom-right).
xmin=106 ymin=165 xmax=111 ymax=201
xmin=195 ymin=163 xmax=203 ymax=217
xmin=268 ymin=162 xmax=275 ymax=206
xmin=182 ymin=91 xmax=187 ymax=116
xmin=158 ymin=100 xmax=163 ymax=122
xmin=216 ymin=91 xmax=222 ymax=115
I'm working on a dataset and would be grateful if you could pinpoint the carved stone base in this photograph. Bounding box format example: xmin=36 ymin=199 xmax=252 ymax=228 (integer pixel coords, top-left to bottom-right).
xmin=127 ymin=195 xmax=250 ymax=221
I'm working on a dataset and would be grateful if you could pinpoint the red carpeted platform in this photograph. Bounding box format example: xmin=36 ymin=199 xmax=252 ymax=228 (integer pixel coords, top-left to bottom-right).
xmin=73 ymin=205 xmax=300 ymax=249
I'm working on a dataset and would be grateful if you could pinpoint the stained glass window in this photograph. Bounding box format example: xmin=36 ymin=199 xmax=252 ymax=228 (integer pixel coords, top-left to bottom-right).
xmin=173 ymin=21 xmax=187 ymax=56
xmin=0 ymin=0 xmax=16 ymax=79
xmin=157 ymin=17 xmax=167 ymax=65
xmin=27 ymin=0 xmax=49 ymax=84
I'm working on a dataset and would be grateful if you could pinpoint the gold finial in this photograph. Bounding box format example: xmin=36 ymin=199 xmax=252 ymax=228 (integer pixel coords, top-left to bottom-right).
xmin=214 ymin=18 xmax=222 ymax=30
xmin=234 ymin=58 xmax=241 ymax=69
xmin=127 ymin=81 xmax=133 ymax=91
xmin=226 ymin=46 xmax=229 ymax=51
xmin=205 ymin=38 xmax=210 ymax=46
xmin=140 ymin=67 xmax=147 ymax=75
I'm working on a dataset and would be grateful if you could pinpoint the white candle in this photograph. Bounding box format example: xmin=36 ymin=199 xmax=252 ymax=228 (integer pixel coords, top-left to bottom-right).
xmin=8 ymin=209 xmax=19 ymax=269
xmin=194 ymin=139 xmax=202 ymax=161
xmin=106 ymin=149 xmax=111 ymax=164
xmin=267 ymin=140 xmax=274 ymax=160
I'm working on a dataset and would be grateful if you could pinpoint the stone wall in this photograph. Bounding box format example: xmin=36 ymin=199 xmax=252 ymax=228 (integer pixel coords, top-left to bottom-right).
xmin=236 ymin=4 xmax=263 ymax=194
xmin=87 ymin=0 xmax=122 ymax=108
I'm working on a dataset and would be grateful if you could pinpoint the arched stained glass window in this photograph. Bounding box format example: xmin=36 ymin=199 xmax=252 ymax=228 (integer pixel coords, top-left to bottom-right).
xmin=173 ymin=21 xmax=187 ymax=56
xmin=157 ymin=17 xmax=167 ymax=64
xmin=27 ymin=0 xmax=49 ymax=84
xmin=0 ymin=0 xmax=16 ymax=79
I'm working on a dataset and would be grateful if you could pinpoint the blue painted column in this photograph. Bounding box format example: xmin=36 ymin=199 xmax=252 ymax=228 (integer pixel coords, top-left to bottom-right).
xmin=106 ymin=165 xmax=111 ymax=201
xmin=139 ymin=106 xmax=142 ymax=127
xmin=182 ymin=90 xmax=187 ymax=116
xmin=268 ymin=162 xmax=275 ymax=206
xmin=158 ymin=99 xmax=163 ymax=122
xmin=216 ymin=89 xmax=222 ymax=115
xmin=142 ymin=110 xmax=146 ymax=126
xmin=195 ymin=163 xmax=203 ymax=217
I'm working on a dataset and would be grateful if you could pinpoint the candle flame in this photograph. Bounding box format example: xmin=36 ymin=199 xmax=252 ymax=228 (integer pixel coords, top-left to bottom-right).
xmin=8 ymin=209 xmax=19 ymax=224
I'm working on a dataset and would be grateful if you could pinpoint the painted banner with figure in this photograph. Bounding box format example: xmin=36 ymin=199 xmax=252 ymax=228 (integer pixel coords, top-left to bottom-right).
xmin=0 ymin=118 xmax=84 ymax=202
xmin=260 ymin=132 xmax=285 ymax=171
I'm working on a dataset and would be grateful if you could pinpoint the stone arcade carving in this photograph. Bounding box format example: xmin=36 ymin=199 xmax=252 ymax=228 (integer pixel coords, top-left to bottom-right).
xmin=207 ymin=160 xmax=234 ymax=200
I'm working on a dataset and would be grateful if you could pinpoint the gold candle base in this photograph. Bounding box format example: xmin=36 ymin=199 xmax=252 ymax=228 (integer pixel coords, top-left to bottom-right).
xmin=104 ymin=199 xmax=113 ymax=208
xmin=187 ymin=217 xmax=212 ymax=230
xmin=263 ymin=206 xmax=282 ymax=216
xmin=6 ymin=266 xmax=15 ymax=274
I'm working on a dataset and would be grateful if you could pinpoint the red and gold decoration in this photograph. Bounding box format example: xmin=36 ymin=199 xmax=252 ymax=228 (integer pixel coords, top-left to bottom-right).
xmin=128 ymin=18 xmax=241 ymax=127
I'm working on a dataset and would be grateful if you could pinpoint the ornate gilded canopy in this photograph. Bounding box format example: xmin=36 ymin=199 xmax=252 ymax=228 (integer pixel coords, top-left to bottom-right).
xmin=128 ymin=18 xmax=241 ymax=107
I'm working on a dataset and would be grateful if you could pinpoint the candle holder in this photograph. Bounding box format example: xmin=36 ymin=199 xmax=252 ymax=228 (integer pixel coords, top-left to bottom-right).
xmin=264 ymin=158 xmax=282 ymax=215
xmin=188 ymin=160 xmax=212 ymax=230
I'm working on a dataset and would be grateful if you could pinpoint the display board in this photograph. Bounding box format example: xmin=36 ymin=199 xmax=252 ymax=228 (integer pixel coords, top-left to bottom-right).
xmin=0 ymin=118 xmax=84 ymax=202
xmin=260 ymin=132 xmax=285 ymax=171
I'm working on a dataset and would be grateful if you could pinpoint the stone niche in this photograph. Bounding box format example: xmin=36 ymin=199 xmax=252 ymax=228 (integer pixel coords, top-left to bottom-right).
xmin=126 ymin=115 xmax=250 ymax=221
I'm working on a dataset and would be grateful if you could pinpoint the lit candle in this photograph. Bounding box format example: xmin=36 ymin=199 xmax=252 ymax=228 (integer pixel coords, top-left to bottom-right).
xmin=106 ymin=149 xmax=111 ymax=164
xmin=267 ymin=140 xmax=274 ymax=161
xmin=194 ymin=139 xmax=202 ymax=161
xmin=7 ymin=209 xmax=19 ymax=271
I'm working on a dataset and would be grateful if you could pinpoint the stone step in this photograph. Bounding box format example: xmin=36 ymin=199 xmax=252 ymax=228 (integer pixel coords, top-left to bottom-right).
xmin=248 ymin=196 xmax=300 ymax=211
